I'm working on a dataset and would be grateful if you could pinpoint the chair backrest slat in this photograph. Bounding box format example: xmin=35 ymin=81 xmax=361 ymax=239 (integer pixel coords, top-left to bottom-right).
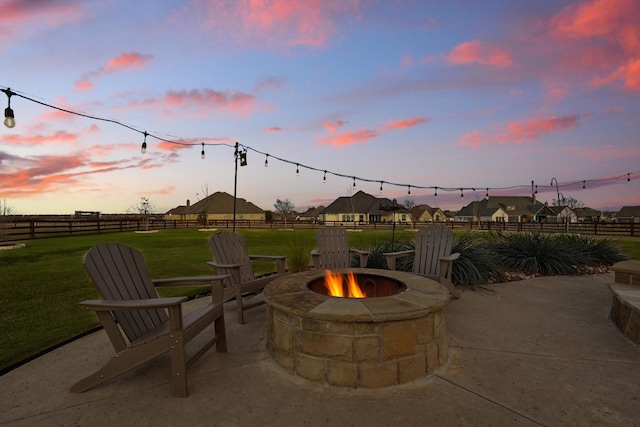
xmin=413 ymin=225 xmax=454 ymax=277
xmin=84 ymin=243 xmax=168 ymax=343
xmin=209 ymin=233 xmax=256 ymax=284
xmin=316 ymin=228 xmax=351 ymax=269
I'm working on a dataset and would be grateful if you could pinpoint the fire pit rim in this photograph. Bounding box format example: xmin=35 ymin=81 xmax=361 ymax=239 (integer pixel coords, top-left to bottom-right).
xmin=263 ymin=268 xmax=449 ymax=323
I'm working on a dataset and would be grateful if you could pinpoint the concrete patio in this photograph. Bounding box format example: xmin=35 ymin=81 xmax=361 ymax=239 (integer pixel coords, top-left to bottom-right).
xmin=2 ymin=272 xmax=639 ymax=426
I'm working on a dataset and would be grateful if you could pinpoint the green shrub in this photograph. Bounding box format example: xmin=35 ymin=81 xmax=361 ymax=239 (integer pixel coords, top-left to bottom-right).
xmin=358 ymin=238 xmax=402 ymax=269
xmin=286 ymin=237 xmax=312 ymax=272
xmin=451 ymin=232 xmax=503 ymax=288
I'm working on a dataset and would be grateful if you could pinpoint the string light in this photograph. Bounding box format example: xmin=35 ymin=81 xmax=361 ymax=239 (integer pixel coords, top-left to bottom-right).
xmin=200 ymin=142 xmax=205 ymax=159
xmin=264 ymin=154 xmax=269 ymax=167
xmin=323 ymin=170 xmax=327 ymax=183
xmin=353 ymin=177 xmax=356 ymax=188
xmin=2 ymin=87 xmax=15 ymax=128
xmin=3 ymin=84 xmax=637 ymax=201
xmin=141 ymin=131 xmax=148 ymax=154
xmin=407 ymin=185 xmax=411 ymax=195
xmin=379 ymin=181 xmax=383 ymax=192
xmin=582 ymin=180 xmax=586 ymax=189
xmin=485 ymin=188 xmax=489 ymax=199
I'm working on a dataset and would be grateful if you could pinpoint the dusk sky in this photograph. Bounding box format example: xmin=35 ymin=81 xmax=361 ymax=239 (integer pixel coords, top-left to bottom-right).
xmin=1 ymin=0 xmax=639 ymax=215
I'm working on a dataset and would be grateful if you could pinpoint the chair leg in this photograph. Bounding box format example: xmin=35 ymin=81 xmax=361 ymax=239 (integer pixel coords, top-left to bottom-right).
xmin=236 ymin=285 xmax=245 ymax=324
xmin=215 ymin=315 xmax=227 ymax=352
xmin=440 ymin=278 xmax=461 ymax=299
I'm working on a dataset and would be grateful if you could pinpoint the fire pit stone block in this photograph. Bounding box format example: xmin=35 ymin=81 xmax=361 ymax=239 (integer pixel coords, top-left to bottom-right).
xmin=264 ymin=268 xmax=451 ymax=388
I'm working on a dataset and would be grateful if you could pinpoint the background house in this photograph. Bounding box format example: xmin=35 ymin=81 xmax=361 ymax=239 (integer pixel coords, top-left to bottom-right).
xmin=408 ymin=204 xmax=446 ymax=223
xmin=164 ymin=192 xmax=265 ymax=221
xmin=615 ymin=206 xmax=640 ymax=223
xmin=296 ymin=206 xmax=324 ymax=223
xmin=573 ymin=207 xmax=602 ymax=223
xmin=456 ymin=196 xmax=553 ymax=222
xmin=547 ymin=206 xmax=577 ymax=223
xmin=320 ymin=191 xmax=409 ymax=225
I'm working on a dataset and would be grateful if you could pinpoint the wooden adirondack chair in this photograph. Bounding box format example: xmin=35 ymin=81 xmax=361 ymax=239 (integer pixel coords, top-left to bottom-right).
xmin=311 ymin=227 xmax=370 ymax=269
xmin=207 ymin=232 xmax=286 ymax=324
xmin=71 ymin=243 xmax=228 ymax=398
xmin=384 ymin=225 xmax=461 ymax=298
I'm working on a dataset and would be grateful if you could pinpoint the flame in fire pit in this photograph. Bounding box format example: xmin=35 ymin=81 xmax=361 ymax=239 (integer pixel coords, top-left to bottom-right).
xmin=324 ymin=270 xmax=366 ymax=298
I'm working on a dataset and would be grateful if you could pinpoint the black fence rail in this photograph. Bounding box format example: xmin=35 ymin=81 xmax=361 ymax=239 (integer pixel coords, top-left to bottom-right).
xmin=0 ymin=218 xmax=637 ymax=242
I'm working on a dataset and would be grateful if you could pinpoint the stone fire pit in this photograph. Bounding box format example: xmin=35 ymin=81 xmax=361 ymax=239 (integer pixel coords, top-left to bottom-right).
xmin=263 ymin=268 xmax=450 ymax=388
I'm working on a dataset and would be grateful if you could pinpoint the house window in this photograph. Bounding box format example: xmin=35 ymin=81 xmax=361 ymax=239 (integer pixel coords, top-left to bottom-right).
xmin=401 ymin=214 xmax=406 ymax=221
xmin=507 ymin=206 xmax=516 ymax=211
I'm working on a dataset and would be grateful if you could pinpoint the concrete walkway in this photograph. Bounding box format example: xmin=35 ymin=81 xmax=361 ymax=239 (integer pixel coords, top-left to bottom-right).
xmin=2 ymin=273 xmax=639 ymax=426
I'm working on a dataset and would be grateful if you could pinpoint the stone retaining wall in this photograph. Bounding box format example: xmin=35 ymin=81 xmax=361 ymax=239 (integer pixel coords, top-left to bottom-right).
xmin=609 ymin=260 xmax=640 ymax=345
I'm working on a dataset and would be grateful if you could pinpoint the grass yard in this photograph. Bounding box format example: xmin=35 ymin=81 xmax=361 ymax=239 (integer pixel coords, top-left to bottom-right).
xmin=0 ymin=228 xmax=415 ymax=372
xmin=1 ymin=228 xmax=637 ymax=372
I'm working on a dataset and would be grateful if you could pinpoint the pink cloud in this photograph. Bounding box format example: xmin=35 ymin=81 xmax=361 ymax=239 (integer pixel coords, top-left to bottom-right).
xmin=400 ymin=54 xmax=415 ymax=70
xmin=193 ymin=0 xmax=359 ymax=50
xmin=380 ymin=117 xmax=429 ymax=132
xmin=322 ymin=120 xmax=345 ymax=132
xmin=162 ymin=89 xmax=256 ymax=113
xmin=544 ymin=87 xmax=569 ymax=104
xmin=445 ymin=40 xmax=512 ymax=68
xmin=550 ymin=0 xmax=640 ymax=91
xmin=604 ymin=106 xmax=622 ymax=115
xmin=318 ymin=129 xmax=377 ymax=147
xmin=266 ymin=127 xmax=282 ymax=133
xmin=0 ymin=0 xmax=83 ymax=43
xmin=1 ymin=130 xmax=78 ymax=146
xmin=459 ymin=115 xmax=581 ymax=147
xmin=74 ymin=52 xmax=153 ymax=91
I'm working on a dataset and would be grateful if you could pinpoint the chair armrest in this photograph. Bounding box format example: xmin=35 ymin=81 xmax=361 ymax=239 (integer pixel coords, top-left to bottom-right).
xmin=439 ymin=252 xmax=461 ymax=262
xmin=350 ymin=249 xmax=370 ymax=256
xmin=249 ymin=255 xmax=287 ymax=274
xmin=207 ymin=261 xmax=242 ymax=270
xmin=80 ymin=297 xmax=187 ymax=311
xmin=153 ymin=275 xmax=229 ymax=287
xmin=383 ymin=249 xmax=415 ymax=270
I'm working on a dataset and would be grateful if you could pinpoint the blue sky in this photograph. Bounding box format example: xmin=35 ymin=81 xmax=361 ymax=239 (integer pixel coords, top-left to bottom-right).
xmin=1 ymin=0 xmax=639 ymax=215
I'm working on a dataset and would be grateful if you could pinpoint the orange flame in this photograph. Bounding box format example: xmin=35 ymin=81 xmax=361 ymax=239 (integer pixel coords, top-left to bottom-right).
xmin=323 ymin=270 xmax=366 ymax=298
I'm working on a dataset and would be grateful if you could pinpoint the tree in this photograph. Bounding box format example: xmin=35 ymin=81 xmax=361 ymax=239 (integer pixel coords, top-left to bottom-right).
xmin=552 ymin=195 xmax=583 ymax=209
xmin=401 ymin=198 xmax=416 ymax=209
xmin=0 ymin=199 xmax=15 ymax=241
xmin=129 ymin=197 xmax=154 ymax=231
xmin=274 ymin=198 xmax=294 ymax=229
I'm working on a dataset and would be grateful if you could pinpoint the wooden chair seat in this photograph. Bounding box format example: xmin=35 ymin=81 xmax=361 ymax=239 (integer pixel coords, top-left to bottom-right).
xmin=311 ymin=228 xmax=370 ymax=269
xmin=384 ymin=225 xmax=461 ymax=298
xmin=70 ymin=243 xmax=228 ymax=397
xmin=208 ymin=232 xmax=287 ymax=324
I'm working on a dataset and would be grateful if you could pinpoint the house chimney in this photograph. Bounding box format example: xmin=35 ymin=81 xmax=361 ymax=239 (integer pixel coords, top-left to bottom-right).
xmin=531 ymin=180 xmax=536 ymax=204
xmin=186 ymin=199 xmax=190 ymax=207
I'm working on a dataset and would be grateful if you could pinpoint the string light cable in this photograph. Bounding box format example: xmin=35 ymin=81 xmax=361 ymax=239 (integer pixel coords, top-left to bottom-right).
xmin=2 ymin=84 xmax=638 ymax=197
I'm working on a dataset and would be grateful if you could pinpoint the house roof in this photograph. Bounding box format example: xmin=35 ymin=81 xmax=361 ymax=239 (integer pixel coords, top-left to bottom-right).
xmin=573 ymin=207 xmax=602 ymax=217
xmin=457 ymin=196 xmax=548 ymax=218
xmin=617 ymin=206 xmax=640 ymax=217
xmin=166 ymin=192 xmax=264 ymax=215
xmin=299 ymin=206 xmax=325 ymax=217
xmin=322 ymin=191 xmax=405 ymax=215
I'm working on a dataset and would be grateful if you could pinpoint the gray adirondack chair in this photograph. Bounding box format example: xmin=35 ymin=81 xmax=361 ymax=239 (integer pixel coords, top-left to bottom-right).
xmin=311 ymin=227 xmax=370 ymax=269
xmin=207 ymin=232 xmax=286 ymax=324
xmin=71 ymin=243 xmax=228 ymax=397
xmin=384 ymin=225 xmax=461 ymax=298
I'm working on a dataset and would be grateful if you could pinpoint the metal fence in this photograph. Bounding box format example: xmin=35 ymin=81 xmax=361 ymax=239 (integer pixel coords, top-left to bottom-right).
xmin=0 ymin=217 xmax=637 ymax=242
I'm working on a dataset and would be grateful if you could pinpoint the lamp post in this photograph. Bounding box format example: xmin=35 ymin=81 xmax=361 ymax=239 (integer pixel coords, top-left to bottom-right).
xmin=550 ymin=177 xmax=560 ymax=206
xmin=232 ymin=142 xmax=248 ymax=232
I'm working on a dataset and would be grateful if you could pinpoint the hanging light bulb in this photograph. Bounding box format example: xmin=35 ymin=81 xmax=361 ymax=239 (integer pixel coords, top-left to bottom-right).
xmin=2 ymin=88 xmax=15 ymax=128
xmin=296 ymin=164 xmax=299 ymax=176
xmin=239 ymin=150 xmax=248 ymax=166
xmin=628 ymin=173 xmax=631 ymax=182
xmin=460 ymin=189 xmax=464 ymax=198
xmin=264 ymin=154 xmax=269 ymax=167
xmin=323 ymin=170 xmax=327 ymax=183
xmin=485 ymin=188 xmax=489 ymax=200
xmin=407 ymin=185 xmax=411 ymax=195
xmin=379 ymin=181 xmax=383 ymax=193
xmin=200 ymin=142 xmax=205 ymax=159
xmin=353 ymin=177 xmax=356 ymax=188
xmin=582 ymin=180 xmax=586 ymax=189
xmin=434 ymin=187 xmax=438 ymax=197
xmin=535 ymin=185 xmax=538 ymax=194
xmin=141 ymin=131 xmax=148 ymax=154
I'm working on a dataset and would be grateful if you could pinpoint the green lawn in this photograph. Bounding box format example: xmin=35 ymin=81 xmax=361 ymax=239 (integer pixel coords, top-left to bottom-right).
xmin=0 ymin=229 xmax=637 ymax=372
